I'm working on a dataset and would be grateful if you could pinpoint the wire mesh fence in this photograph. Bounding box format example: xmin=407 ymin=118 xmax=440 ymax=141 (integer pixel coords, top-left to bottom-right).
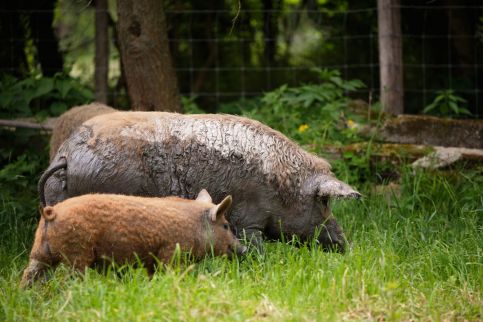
xmin=1 ymin=2 xmax=482 ymax=116
xmin=165 ymin=6 xmax=380 ymax=111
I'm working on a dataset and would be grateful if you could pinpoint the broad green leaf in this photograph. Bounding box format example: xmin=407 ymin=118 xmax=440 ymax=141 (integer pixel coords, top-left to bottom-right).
xmin=453 ymin=96 xmax=467 ymax=103
xmin=55 ymin=78 xmax=72 ymax=98
xmin=0 ymin=92 xmax=13 ymax=109
xmin=21 ymin=87 xmax=39 ymax=105
xmin=458 ymin=108 xmax=472 ymax=116
xmin=32 ymin=78 xmax=54 ymax=98
xmin=449 ymin=101 xmax=459 ymax=113
xmin=50 ymin=102 xmax=68 ymax=115
xmin=423 ymin=103 xmax=436 ymax=113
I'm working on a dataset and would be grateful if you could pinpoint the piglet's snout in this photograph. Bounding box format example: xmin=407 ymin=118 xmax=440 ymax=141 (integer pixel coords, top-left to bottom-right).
xmin=234 ymin=244 xmax=247 ymax=257
xmin=226 ymin=243 xmax=247 ymax=258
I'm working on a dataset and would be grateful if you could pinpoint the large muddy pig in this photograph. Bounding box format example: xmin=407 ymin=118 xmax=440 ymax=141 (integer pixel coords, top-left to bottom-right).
xmin=21 ymin=190 xmax=244 ymax=287
xmin=41 ymin=112 xmax=360 ymax=252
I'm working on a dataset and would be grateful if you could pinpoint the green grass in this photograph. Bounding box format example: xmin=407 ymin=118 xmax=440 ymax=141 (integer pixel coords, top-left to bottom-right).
xmin=1 ymin=166 xmax=481 ymax=321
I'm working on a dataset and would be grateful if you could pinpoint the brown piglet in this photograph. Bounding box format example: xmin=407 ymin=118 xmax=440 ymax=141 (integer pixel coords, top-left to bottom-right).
xmin=21 ymin=189 xmax=245 ymax=287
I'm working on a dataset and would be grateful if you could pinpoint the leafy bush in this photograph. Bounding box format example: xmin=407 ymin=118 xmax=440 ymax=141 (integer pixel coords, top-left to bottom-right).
xmin=242 ymin=69 xmax=365 ymax=145
xmin=181 ymin=96 xmax=205 ymax=114
xmin=423 ymin=89 xmax=472 ymax=118
xmin=0 ymin=73 xmax=93 ymax=118
xmin=0 ymin=153 xmax=46 ymax=220
xmin=0 ymin=73 xmax=93 ymax=171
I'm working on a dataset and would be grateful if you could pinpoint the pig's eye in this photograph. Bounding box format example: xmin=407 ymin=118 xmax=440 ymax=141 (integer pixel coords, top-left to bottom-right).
xmin=223 ymin=224 xmax=229 ymax=230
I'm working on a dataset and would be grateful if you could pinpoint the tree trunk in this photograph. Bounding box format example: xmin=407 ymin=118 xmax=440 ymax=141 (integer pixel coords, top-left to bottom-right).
xmin=95 ymin=0 xmax=109 ymax=103
xmin=117 ymin=0 xmax=182 ymax=112
xmin=377 ymin=0 xmax=404 ymax=115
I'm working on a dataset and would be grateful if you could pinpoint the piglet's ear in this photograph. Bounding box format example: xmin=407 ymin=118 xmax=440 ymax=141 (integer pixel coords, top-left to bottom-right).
xmin=210 ymin=195 xmax=233 ymax=222
xmin=196 ymin=189 xmax=212 ymax=203
xmin=317 ymin=175 xmax=361 ymax=199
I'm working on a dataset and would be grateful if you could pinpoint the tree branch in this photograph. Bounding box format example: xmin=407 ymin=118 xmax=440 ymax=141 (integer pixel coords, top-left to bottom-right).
xmin=0 ymin=118 xmax=56 ymax=131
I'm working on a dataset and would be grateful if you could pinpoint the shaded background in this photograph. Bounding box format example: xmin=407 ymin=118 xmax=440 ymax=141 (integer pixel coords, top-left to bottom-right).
xmin=0 ymin=0 xmax=482 ymax=115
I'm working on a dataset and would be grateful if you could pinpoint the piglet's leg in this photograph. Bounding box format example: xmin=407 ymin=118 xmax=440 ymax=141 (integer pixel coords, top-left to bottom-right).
xmin=64 ymin=249 xmax=96 ymax=275
xmin=20 ymin=259 xmax=49 ymax=288
xmin=156 ymin=247 xmax=176 ymax=267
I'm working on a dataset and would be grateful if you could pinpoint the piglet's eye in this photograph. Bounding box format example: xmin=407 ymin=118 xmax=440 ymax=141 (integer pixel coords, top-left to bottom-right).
xmin=223 ymin=224 xmax=229 ymax=230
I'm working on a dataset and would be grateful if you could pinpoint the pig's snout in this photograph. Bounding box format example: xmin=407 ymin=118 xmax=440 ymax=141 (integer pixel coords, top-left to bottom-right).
xmin=331 ymin=239 xmax=346 ymax=253
xmin=236 ymin=244 xmax=248 ymax=256
xmin=320 ymin=233 xmax=346 ymax=253
xmin=228 ymin=243 xmax=247 ymax=258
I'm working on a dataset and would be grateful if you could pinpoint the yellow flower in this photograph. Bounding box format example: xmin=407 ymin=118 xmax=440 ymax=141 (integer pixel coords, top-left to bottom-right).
xmin=346 ymin=119 xmax=357 ymax=129
xmin=298 ymin=124 xmax=309 ymax=133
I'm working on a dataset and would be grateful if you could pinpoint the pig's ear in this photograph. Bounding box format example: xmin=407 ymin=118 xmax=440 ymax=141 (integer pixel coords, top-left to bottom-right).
xmin=196 ymin=189 xmax=213 ymax=203
xmin=317 ymin=175 xmax=361 ymax=199
xmin=210 ymin=195 xmax=233 ymax=222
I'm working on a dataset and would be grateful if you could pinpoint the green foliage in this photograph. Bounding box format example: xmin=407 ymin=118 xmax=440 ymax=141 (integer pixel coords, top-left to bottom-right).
xmin=217 ymin=98 xmax=262 ymax=116
xmin=243 ymin=69 xmax=365 ymax=145
xmin=0 ymin=153 xmax=46 ymax=222
xmin=423 ymin=90 xmax=472 ymax=118
xmin=0 ymin=73 xmax=93 ymax=118
xmin=181 ymin=96 xmax=205 ymax=114
xmin=333 ymin=150 xmax=372 ymax=184
xmin=0 ymin=73 xmax=92 ymax=174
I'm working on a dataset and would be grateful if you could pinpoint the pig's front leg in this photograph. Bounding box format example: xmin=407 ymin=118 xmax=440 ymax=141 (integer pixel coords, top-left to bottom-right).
xmin=20 ymin=259 xmax=49 ymax=288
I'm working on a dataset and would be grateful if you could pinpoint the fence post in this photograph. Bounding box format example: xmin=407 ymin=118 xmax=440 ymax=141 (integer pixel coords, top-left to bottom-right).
xmin=378 ymin=0 xmax=404 ymax=115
